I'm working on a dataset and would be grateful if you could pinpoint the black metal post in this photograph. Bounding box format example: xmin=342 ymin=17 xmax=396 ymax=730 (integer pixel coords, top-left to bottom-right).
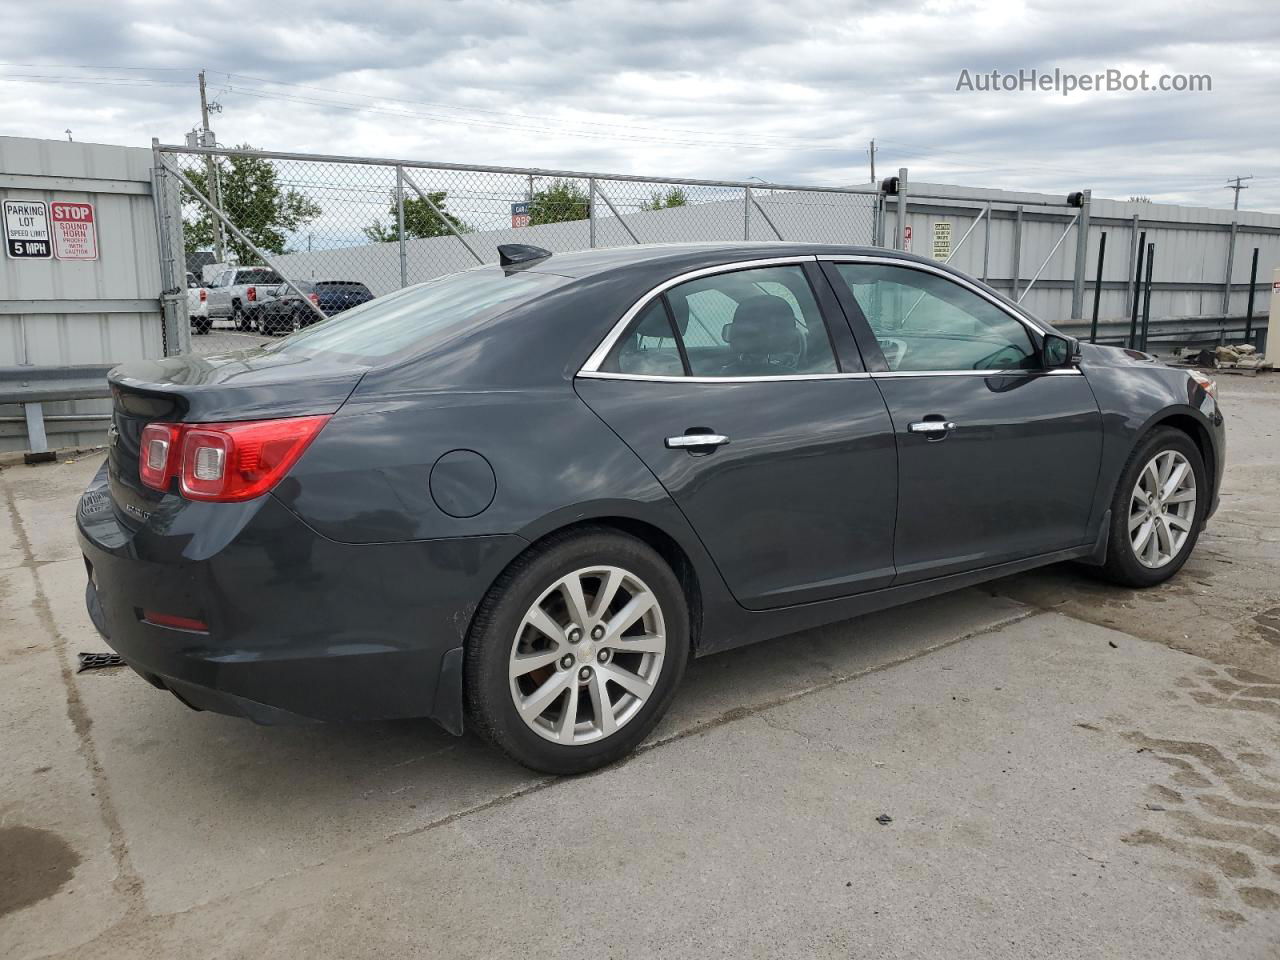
xmin=1244 ymin=246 xmax=1259 ymax=343
xmin=1139 ymin=242 xmax=1155 ymax=352
xmin=1128 ymin=230 xmax=1146 ymax=348
xmin=1089 ymin=231 xmax=1106 ymax=343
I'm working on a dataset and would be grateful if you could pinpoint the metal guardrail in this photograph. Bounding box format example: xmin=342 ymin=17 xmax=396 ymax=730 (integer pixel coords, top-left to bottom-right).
xmin=1058 ymin=314 xmax=1269 ymax=354
xmin=0 ymin=364 xmax=114 ymax=462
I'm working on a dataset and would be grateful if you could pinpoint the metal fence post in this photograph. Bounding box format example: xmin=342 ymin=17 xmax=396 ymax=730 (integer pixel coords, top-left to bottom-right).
xmin=896 ymin=168 xmax=908 ymax=251
xmin=981 ymin=201 xmax=991 ymax=282
xmin=589 ymin=177 xmax=597 ymax=248
xmin=1070 ymin=189 xmax=1091 ymax=319
xmin=1090 ymin=231 xmax=1107 ymax=343
xmin=1124 ymin=215 xmax=1140 ymax=317
xmin=1010 ymin=205 xmax=1023 ymax=301
xmin=744 ymin=185 xmax=752 ymax=241
xmin=395 ymin=165 xmax=408 ymax=288
xmin=1128 ymin=231 xmax=1147 ymax=348
xmin=1221 ymin=220 xmax=1238 ymax=316
xmin=1245 ymin=246 xmax=1260 ymax=342
xmin=151 ymin=139 xmax=190 ymax=357
xmin=1140 ymin=242 xmax=1156 ymax=351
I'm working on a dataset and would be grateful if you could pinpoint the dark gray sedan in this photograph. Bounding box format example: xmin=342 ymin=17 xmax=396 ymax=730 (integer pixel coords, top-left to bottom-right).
xmin=78 ymin=243 xmax=1225 ymax=773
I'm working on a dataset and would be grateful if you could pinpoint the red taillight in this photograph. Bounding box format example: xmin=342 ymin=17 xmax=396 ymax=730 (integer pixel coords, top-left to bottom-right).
xmin=139 ymin=422 xmax=182 ymax=491
xmin=142 ymin=610 xmax=209 ymax=633
xmin=136 ymin=415 xmax=330 ymax=502
xmin=199 ymin=289 xmax=207 ymax=302
xmin=179 ymin=415 xmax=330 ymax=501
xmin=308 ymin=293 xmax=319 ymax=305
xmin=247 ymin=285 xmax=257 ymax=302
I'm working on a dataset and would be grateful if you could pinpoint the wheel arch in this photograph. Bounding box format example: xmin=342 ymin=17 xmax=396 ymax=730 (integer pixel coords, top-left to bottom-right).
xmin=1142 ymin=407 xmax=1218 ymax=506
xmin=504 ymin=514 xmax=705 ymax=656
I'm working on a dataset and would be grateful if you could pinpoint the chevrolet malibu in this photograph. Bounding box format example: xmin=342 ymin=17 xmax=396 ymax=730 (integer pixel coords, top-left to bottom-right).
xmin=78 ymin=243 xmax=1225 ymax=774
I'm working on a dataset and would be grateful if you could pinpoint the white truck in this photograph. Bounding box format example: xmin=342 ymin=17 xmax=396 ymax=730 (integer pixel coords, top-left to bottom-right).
xmin=205 ymin=265 xmax=285 ymax=331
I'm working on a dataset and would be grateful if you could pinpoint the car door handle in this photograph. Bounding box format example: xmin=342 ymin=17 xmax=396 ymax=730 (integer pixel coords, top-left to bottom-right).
xmin=908 ymin=419 xmax=956 ymax=435
xmin=665 ymin=433 xmax=730 ymax=449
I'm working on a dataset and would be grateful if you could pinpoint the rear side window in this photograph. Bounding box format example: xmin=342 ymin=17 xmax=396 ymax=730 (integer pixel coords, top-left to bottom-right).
xmin=600 ymin=265 xmax=839 ymax=378
xmin=268 ymin=267 xmax=567 ymax=360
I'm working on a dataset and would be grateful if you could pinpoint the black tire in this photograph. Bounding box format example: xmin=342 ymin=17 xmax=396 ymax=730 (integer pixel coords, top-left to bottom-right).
xmin=196 ymin=320 xmax=211 ymax=335
xmin=259 ymin=314 xmax=275 ymax=336
xmin=465 ymin=527 xmax=689 ymax=775
xmin=1098 ymin=427 xmax=1207 ymax=588
xmin=232 ymin=302 xmax=248 ymax=331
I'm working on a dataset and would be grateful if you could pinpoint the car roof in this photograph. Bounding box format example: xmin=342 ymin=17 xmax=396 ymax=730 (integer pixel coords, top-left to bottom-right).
xmin=516 ymin=241 xmax=941 ymax=280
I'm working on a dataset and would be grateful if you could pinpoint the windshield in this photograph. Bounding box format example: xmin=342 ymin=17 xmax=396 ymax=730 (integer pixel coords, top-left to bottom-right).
xmin=265 ymin=268 xmax=568 ymax=360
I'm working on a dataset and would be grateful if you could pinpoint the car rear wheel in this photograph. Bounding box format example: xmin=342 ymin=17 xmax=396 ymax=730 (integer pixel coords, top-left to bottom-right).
xmin=465 ymin=528 xmax=689 ymax=774
xmin=1098 ymin=427 xmax=1206 ymax=587
xmin=232 ymin=303 xmax=248 ymax=331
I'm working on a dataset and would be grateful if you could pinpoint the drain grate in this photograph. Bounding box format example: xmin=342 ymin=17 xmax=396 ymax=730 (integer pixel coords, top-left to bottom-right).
xmin=77 ymin=652 xmax=125 ymax=673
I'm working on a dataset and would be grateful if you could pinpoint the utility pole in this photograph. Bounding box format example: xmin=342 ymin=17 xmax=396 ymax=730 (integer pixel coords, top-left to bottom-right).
xmin=1225 ymin=175 xmax=1253 ymax=210
xmin=199 ymin=70 xmax=226 ymax=262
xmin=869 ymin=139 xmax=876 ymax=184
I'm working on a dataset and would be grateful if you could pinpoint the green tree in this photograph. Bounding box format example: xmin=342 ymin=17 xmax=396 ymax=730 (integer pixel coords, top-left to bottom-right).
xmin=528 ymin=179 xmax=591 ymax=225
xmin=363 ymin=191 xmax=467 ymax=242
xmin=182 ymin=147 xmax=321 ymax=261
xmin=640 ymin=187 xmax=688 ymax=211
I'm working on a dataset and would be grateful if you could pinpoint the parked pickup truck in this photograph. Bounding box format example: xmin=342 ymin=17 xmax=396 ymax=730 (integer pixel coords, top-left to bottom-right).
xmin=205 ymin=265 xmax=285 ymax=330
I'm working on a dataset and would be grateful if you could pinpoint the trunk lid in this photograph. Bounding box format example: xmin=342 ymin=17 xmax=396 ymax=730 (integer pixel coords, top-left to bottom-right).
xmin=106 ymin=350 xmax=367 ymax=526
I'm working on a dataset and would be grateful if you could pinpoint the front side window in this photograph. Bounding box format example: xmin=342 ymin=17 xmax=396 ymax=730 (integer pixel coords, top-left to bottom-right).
xmin=600 ymin=265 xmax=839 ymax=378
xmin=832 ymin=263 xmax=1037 ymax=372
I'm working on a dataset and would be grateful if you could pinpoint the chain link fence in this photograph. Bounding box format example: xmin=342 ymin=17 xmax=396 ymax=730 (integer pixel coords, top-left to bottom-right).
xmin=155 ymin=146 xmax=880 ymax=357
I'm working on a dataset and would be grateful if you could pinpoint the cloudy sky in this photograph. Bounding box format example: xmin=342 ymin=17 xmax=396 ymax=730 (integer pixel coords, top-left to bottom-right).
xmin=2 ymin=0 xmax=1278 ymax=211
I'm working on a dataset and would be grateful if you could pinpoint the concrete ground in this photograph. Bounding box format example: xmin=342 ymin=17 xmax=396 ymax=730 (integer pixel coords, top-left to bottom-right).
xmin=191 ymin=320 xmax=274 ymax=357
xmin=2 ymin=376 xmax=1278 ymax=959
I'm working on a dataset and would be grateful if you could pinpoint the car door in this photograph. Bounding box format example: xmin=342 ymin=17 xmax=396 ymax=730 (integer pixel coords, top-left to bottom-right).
xmin=821 ymin=258 xmax=1103 ymax=584
xmin=575 ymin=258 xmax=898 ymax=611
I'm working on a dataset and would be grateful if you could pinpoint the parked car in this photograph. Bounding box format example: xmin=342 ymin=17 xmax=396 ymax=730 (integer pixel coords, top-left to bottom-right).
xmin=204 ymin=265 xmax=284 ymax=330
xmin=79 ymin=243 xmax=1225 ymax=774
xmin=251 ymin=280 xmax=375 ymax=334
xmin=186 ymin=272 xmax=210 ymax=335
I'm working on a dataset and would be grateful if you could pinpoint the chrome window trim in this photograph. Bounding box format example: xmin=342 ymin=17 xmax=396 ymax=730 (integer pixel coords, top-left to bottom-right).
xmin=576 ymin=252 xmax=1085 ymax=384
xmin=577 ymin=370 xmax=873 ymax=384
xmin=870 ymin=368 xmax=1083 ymax=379
xmin=578 ymin=255 xmax=821 ymax=374
xmin=816 ymin=254 xmax=1049 ymax=337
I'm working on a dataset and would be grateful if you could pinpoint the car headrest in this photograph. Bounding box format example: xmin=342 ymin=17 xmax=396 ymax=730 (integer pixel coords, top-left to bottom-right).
xmin=723 ymin=295 xmax=800 ymax=355
xmin=634 ymin=304 xmax=672 ymax=339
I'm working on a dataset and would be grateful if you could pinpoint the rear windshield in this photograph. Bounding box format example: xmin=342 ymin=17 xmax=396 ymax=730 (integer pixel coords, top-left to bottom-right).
xmin=265 ymin=268 xmax=568 ymax=360
xmin=314 ymin=281 xmax=370 ymax=293
xmin=237 ymin=268 xmax=283 ymax=285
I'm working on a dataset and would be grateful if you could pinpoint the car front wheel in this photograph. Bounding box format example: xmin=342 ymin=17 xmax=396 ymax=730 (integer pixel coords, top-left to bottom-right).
xmin=465 ymin=528 xmax=689 ymax=774
xmin=1099 ymin=427 xmax=1206 ymax=587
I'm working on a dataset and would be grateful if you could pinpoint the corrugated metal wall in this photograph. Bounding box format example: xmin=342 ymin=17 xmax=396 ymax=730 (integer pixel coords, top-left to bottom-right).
xmin=0 ymin=136 xmax=162 ymax=452
xmin=891 ymin=182 xmax=1279 ymax=328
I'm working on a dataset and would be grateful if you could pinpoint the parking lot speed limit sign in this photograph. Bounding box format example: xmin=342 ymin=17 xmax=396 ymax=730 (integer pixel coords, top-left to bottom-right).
xmin=4 ymin=199 xmax=53 ymax=259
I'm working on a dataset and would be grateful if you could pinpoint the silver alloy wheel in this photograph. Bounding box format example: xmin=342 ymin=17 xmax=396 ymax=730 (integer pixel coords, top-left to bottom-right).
xmin=1129 ymin=449 xmax=1197 ymax=569
xmin=508 ymin=565 xmax=666 ymax=745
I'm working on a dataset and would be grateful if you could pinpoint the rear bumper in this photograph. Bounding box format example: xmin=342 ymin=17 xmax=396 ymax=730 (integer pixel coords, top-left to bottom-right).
xmin=77 ymin=462 xmax=524 ymax=729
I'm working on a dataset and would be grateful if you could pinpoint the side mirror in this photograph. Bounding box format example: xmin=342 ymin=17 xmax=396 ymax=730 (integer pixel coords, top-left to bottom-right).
xmin=1042 ymin=332 xmax=1080 ymax=369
